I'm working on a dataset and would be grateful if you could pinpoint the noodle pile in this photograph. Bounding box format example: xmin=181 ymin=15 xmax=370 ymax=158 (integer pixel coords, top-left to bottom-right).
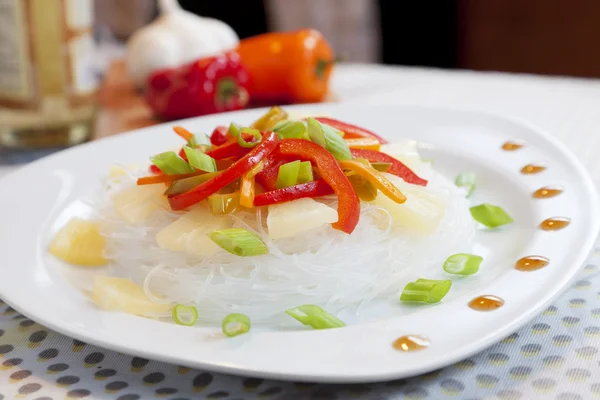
xmin=93 ymin=156 xmax=475 ymax=324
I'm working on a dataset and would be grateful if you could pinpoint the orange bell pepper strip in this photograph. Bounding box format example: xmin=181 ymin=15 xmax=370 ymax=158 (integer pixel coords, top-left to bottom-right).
xmin=314 ymin=117 xmax=389 ymax=144
xmin=236 ymin=29 xmax=335 ymax=103
xmin=169 ymin=132 xmax=279 ymax=210
xmin=350 ymin=148 xmax=428 ymax=186
xmin=338 ymin=160 xmax=406 ymax=204
xmin=344 ymin=138 xmax=381 ymax=151
xmin=278 ymin=139 xmax=360 ymax=234
xmin=254 ymin=180 xmax=334 ymax=207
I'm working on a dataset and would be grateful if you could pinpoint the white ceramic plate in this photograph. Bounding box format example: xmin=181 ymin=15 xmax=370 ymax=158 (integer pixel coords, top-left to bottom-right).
xmin=0 ymin=105 xmax=598 ymax=383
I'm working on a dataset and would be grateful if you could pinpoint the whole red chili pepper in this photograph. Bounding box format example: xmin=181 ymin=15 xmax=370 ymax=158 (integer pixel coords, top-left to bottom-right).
xmin=278 ymin=139 xmax=360 ymax=234
xmin=146 ymin=51 xmax=250 ymax=120
xmin=350 ymin=148 xmax=427 ymax=186
xmin=169 ymin=132 xmax=279 ymax=210
xmin=254 ymin=180 xmax=334 ymax=206
xmin=314 ymin=117 xmax=389 ymax=144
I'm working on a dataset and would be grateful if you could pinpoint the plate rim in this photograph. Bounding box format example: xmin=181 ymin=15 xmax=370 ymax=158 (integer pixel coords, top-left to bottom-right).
xmin=0 ymin=103 xmax=598 ymax=383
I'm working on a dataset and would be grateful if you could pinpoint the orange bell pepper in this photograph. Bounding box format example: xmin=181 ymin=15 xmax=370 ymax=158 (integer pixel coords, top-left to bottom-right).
xmin=338 ymin=160 xmax=406 ymax=204
xmin=350 ymin=149 xmax=428 ymax=186
xmin=237 ymin=29 xmax=335 ymax=103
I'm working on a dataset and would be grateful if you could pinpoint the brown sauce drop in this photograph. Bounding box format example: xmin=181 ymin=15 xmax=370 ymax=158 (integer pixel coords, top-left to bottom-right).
xmin=392 ymin=335 xmax=430 ymax=352
xmin=521 ymin=164 xmax=546 ymax=174
xmin=540 ymin=217 xmax=571 ymax=231
xmin=515 ymin=256 xmax=550 ymax=271
xmin=502 ymin=141 xmax=524 ymax=151
xmin=468 ymin=295 xmax=505 ymax=311
xmin=533 ymin=187 xmax=563 ymax=199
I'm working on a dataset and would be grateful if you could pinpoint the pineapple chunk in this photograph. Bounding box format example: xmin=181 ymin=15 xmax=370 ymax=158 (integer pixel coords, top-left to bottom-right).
xmin=374 ymin=173 xmax=447 ymax=235
xmin=112 ymin=184 xmax=168 ymax=224
xmin=49 ymin=218 xmax=108 ymax=266
xmin=156 ymin=206 xmax=229 ymax=256
xmin=379 ymin=140 xmax=423 ymax=172
xmin=267 ymin=198 xmax=338 ymax=240
xmin=91 ymin=276 xmax=170 ymax=316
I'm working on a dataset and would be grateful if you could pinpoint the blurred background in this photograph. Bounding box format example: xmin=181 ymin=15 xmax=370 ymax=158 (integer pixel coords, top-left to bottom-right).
xmin=94 ymin=0 xmax=600 ymax=77
xmin=2 ymin=0 xmax=600 ymax=164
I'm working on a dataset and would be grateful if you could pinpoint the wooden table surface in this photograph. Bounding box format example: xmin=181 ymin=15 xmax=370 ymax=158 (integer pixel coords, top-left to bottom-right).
xmin=94 ymin=60 xmax=160 ymax=140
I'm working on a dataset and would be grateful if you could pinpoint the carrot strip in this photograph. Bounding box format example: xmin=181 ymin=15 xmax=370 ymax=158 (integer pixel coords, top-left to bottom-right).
xmin=173 ymin=126 xmax=194 ymax=141
xmin=137 ymin=170 xmax=205 ymax=185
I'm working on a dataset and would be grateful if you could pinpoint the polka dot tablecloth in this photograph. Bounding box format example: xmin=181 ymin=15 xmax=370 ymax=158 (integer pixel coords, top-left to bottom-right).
xmin=2 ymin=65 xmax=600 ymax=399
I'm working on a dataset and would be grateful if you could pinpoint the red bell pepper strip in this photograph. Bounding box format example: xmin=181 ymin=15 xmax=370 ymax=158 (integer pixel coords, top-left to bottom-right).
xmin=149 ymin=164 xmax=162 ymax=175
xmin=206 ymin=139 xmax=250 ymax=160
xmin=314 ymin=117 xmax=389 ymax=144
xmin=254 ymin=180 xmax=334 ymax=206
xmin=350 ymin=148 xmax=427 ymax=186
xmin=278 ymin=139 xmax=360 ymax=234
xmin=169 ymin=132 xmax=279 ymax=210
xmin=254 ymin=153 xmax=298 ymax=191
xmin=146 ymin=52 xmax=250 ymax=120
xmin=210 ymin=126 xmax=230 ymax=146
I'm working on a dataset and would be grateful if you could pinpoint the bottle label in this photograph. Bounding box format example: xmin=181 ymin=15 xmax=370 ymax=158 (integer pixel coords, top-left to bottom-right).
xmin=0 ymin=0 xmax=97 ymax=110
xmin=0 ymin=0 xmax=36 ymax=109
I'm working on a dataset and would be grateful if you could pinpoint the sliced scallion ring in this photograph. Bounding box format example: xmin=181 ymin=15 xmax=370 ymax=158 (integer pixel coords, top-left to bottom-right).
xmin=470 ymin=203 xmax=513 ymax=228
xmin=208 ymin=228 xmax=268 ymax=257
xmin=183 ymin=146 xmax=217 ymax=172
xmin=222 ymin=313 xmax=251 ymax=337
xmin=237 ymin=127 xmax=262 ymax=148
xmin=188 ymin=133 xmax=211 ymax=150
xmin=172 ymin=304 xmax=198 ymax=326
xmin=455 ymin=172 xmax=476 ymax=197
xmin=297 ymin=161 xmax=314 ymax=184
xmin=443 ymin=253 xmax=483 ymax=275
xmin=276 ymin=160 xmax=301 ymax=189
xmin=285 ymin=305 xmax=346 ymax=329
xmin=228 ymin=122 xmax=242 ymax=137
xmin=150 ymin=151 xmax=195 ymax=175
xmin=273 ymin=120 xmax=306 ymax=139
xmin=400 ymin=278 xmax=452 ymax=303
xmin=306 ymin=118 xmax=352 ymax=160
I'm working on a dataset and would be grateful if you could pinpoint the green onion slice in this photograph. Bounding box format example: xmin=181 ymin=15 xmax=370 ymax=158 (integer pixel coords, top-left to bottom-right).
xmin=183 ymin=146 xmax=217 ymax=172
xmin=150 ymin=151 xmax=194 ymax=175
xmin=400 ymin=278 xmax=452 ymax=303
xmin=164 ymin=172 xmax=221 ymax=196
xmin=276 ymin=160 xmax=301 ymax=189
xmin=208 ymin=228 xmax=268 ymax=257
xmin=172 ymin=304 xmax=198 ymax=326
xmin=237 ymin=127 xmax=262 ymax=148
xmin=187 ymin=133 xmax=211 ymax=151
xmin=222 ymin=313 xmax=251 ymax=337
xmin=228 ymin=122 xmax=242 ymax=137
xmin=443 ymin=253 xmax=483 ymax=275
xmin=207 ymin=193 xmax=240 ymax=215
xmin=273 ymin=120 xmax=307 ymax=139
xmin=370 ymin=162 xmax=392 ymax=172
xmin=307 ymin=118 xmax=352 ymax=160
xmin=455 ymin=172 xmax=476 ymax=197
xmin=470 ymin=204 xmax=513 ymax=228
xmin=285 ymin=305 xmax=346 ymax=329
xmin=297 ymin=161 xmax=314 ymax=184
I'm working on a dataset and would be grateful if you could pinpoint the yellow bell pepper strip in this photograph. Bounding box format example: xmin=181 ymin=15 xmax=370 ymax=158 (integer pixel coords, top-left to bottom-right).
xmin=344 ymin=138 xmax=381 ymax=151
xmin=239 ymin=161 xmax=264 ymax=208
xmin=169 ymin=132 xmax=279 ymax=210
xmin=338 ymin=160 xmax=406 ymax=204
xmin=278 ymin=139 xmax=360 ymax=234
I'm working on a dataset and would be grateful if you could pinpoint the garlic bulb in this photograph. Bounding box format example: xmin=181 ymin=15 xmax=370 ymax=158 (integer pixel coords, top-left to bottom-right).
xmin=126 ymin=0 xmax=239 ymax=88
